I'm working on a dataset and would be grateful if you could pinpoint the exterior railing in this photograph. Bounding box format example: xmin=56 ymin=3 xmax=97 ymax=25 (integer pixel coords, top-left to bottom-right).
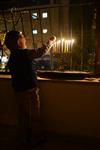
xmin=0 ymin=2 xmax=96 ymax=73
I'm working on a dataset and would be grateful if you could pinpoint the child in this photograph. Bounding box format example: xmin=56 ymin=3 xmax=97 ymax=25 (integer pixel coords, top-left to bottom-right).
xmin=4 ymin=30 xmax=56 ymax=146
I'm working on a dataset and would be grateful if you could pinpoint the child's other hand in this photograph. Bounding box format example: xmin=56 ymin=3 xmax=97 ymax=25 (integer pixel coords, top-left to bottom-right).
xmin=46 ymin=35 xmax=56 ymax=49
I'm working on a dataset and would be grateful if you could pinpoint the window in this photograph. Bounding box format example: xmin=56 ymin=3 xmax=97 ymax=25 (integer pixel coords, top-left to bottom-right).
xmin=32 ymin=12 xmax=38 ymax=19
xmin=42 ymin=12 xmax=48 ymax=18
xmin=32 ymin=29 xmax=38 ymax=34
xmin=0 ymin=3 xmax=97 ymax=74
xmin=43 ymin=29 xmax=48 ymax=34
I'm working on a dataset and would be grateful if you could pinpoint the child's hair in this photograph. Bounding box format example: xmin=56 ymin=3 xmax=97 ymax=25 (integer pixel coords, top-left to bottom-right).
xmin=4 ymin=30 xmax=21 ymax=51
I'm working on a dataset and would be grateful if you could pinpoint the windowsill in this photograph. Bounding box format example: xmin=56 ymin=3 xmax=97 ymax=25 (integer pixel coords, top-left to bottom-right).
xmin=0 ymin=70 xmax=100 ymax=83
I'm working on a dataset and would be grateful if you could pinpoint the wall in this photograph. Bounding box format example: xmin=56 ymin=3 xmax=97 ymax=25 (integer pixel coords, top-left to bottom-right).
xmin=0 ymin=76 xmax=100 ymax=138
xmin=39 ymin=79 xmax=100 ymax=138
xmin=0 ymin=77 xmax=17 ymax=125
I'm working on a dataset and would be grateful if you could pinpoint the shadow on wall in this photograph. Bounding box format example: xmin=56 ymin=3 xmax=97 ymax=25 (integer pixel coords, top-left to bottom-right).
xmin=37 ymin=70 xmax=92 ymax=80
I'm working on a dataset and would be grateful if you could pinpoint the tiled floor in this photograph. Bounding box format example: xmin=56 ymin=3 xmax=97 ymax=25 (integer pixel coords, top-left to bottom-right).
xmin=0 ymin=125 xmax=100 ymax=150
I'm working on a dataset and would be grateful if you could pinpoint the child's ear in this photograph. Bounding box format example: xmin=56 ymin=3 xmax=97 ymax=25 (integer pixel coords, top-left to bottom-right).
xmin=17 ymin=38 xmax=22 ymax=48
xmin=17 ymin=37 xmax=27 ymax=49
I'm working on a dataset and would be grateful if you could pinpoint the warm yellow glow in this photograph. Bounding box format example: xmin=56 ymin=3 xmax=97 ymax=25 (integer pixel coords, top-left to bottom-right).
xmin=57 ymin=40 xmax=61 ymax=44
xmin=52 ymin=38 xmax=75 ymax=53
xmin=62 ymin=38 xmax=65 ymax=42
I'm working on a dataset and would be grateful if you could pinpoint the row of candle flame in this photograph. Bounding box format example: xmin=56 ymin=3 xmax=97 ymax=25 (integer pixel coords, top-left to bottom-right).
xmin=52 ymin=38 xmax=75 ymax=53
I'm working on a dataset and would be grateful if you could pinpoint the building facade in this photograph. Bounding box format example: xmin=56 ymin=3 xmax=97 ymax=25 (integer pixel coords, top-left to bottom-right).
xmin=0 ymin=0 xmax=69 ymax=49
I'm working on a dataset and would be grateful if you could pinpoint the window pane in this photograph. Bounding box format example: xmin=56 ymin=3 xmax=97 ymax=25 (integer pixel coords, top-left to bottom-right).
xmin=32 ymin=29 xmax=38 ymax=34
xmin=42 ymin=12 xmax=48 ymax=18
xmin=43 ymin=29 xmax=48 ymax=34
xmin=32 ymin=13 xmax=38 ymax=19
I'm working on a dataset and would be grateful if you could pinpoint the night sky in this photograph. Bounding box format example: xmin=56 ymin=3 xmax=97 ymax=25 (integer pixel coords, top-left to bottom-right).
xmin=0 ymin=0 xmax=50 ymax=9
xmin=70 ymin=0 xmax=95 ymax=4
xmin=0 ymin=0 xmax=95 ymax=9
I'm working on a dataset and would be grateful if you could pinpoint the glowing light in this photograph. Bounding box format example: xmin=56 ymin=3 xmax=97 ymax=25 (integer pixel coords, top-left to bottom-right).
xmin=42 ymin=12 xmax=48 ymax=18
xmin=43 ymin=29 xmax=48 ymax=34
xmin=32 ymin=29 xmax=38 ymax=34
xmin=57 ymin=40 xmax=61 ymax=53
xmin=1 ymin=56 xmax=8 ymax=63
xmin=52 ymin=38 xmax=75 ymax=53
xmin=32 ymin=13 xmax=38 ymax=19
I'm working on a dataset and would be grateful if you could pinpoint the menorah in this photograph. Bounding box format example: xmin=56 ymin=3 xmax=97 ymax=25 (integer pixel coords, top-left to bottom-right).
xmin=52 ymin=38 xmax=75 ymax=53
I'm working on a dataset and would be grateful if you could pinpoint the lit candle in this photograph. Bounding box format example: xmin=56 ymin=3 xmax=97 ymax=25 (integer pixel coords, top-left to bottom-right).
xmin=71 ymin=39 xmax=75 ymax=47
xmin=64 ymin=40 xmax=67 ymax=53
xmin=57 ymin=40 xmax=61 ymax=53
xmin=68 ymin=40 xmax=71 ymax=52
xmin=53 ymin=42 xmax=56 ymax=53
xmin=66 ymin=40 xmax=68 ymax=52
xmin=61 ymin=38 xmax=64 ymax=53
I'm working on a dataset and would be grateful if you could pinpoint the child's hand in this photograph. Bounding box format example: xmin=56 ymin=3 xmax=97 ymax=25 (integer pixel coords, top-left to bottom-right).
xmin=46 ymin=35 xmax=56 ymax=50
xmin=49 ymin=35 xmax=56 ymax=42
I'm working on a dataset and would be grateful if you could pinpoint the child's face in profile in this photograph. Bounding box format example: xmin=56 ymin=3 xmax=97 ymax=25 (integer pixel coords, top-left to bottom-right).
xmin=17 ymin=33 xmax=27 ymax=49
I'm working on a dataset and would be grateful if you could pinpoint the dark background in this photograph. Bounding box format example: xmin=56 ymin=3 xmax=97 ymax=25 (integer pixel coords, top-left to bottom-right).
xmin=0 ymin=0 xmax=50 ymax=9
